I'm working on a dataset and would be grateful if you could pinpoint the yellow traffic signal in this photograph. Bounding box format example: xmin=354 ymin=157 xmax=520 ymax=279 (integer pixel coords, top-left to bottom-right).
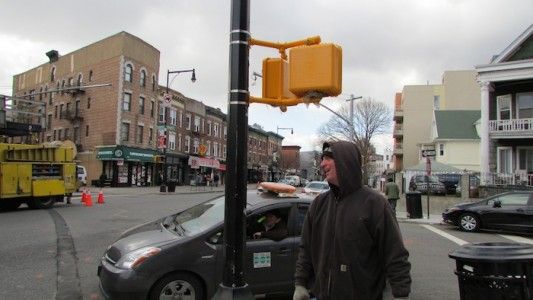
xmin=262 ymin=58 xmax=295 ymax=100
xmin=153 ymin=155 xmax=166 ymax=163
xmin=288 ymin=43 xmax=342 ymax=98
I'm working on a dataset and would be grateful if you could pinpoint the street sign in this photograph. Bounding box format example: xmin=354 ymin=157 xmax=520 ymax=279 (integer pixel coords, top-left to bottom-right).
xmin=422 ymin=149 xmax=436 ymax=157
xmin=164 ymin=93 xmax=171 ymax=103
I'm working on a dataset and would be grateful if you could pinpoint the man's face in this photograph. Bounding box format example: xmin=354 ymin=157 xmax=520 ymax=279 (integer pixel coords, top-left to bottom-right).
xmin=320 ymin=156 xmax=339 ymax=186
xmin=265 ymin=214 xmax=279 ymax=226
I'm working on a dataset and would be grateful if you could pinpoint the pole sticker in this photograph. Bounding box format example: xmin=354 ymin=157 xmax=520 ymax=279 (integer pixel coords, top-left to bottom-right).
xmin=253 ymin=252 xmax=271 ymax=268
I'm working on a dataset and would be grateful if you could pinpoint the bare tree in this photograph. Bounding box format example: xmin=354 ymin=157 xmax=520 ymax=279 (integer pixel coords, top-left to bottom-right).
xmin=318 ymin=98 xmax=391 ymax=183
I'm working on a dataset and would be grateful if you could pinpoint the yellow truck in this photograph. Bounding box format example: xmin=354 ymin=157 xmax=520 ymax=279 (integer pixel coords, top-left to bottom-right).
xmin=0 ymin=141 xmax=78 ymax=210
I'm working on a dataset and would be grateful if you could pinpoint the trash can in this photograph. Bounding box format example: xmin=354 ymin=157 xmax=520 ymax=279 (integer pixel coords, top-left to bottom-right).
xmin=167 ymin=181 xmax=176 ymax=193
xmin=449 ymin=242 xmax=533 ymax=300
xmin=405 ymin=191 xmax=422 ymax=219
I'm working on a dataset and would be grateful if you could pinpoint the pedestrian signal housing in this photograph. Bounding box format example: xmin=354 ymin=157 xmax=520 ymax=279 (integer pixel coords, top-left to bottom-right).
xmin=289 ymin=44 xmax=342 ymax=98
xmin=153 ymin=155 xmax=165 ymax=163
xmin=262 ymin=58 xmax=295 ymax=100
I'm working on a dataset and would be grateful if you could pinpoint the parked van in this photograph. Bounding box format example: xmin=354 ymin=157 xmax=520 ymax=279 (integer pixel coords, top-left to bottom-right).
xmin=77 ymin=165 xmax=87 ymax=186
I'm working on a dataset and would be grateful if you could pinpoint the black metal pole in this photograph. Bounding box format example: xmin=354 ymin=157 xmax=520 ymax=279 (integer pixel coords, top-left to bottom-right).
xmin=212 ymin=0 xmax=253 ymax=298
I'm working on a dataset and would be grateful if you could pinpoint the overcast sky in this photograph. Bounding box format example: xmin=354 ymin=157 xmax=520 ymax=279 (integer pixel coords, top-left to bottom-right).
xmin=0 ymin=0 xmax=531 ymax=153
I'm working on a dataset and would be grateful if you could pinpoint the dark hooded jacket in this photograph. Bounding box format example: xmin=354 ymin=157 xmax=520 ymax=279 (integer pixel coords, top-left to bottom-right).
xmin=294 ymin=141 xmax=411 ymax=299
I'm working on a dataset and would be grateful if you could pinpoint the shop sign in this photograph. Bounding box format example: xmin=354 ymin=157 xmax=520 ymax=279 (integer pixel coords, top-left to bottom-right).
xmin=188 ymin=156 xmax=220 ymax=169
xmin=97 ymin=146 xmax=156 ymax=162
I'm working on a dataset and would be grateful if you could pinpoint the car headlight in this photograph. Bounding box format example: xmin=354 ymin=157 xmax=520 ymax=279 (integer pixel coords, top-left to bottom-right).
xmin=115 ymin=247 xmax=161 ymax=269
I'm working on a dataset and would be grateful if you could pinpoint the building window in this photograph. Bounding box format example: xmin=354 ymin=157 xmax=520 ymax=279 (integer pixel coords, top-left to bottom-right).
xmin=47 ymin=114 xmax=52 ymax=129
xmin=50 ymin=67 xmax=56 ymax=82
xmin=169 ymin=133 xmax=176 ymax=150
xmin=123 ymin=93 xmax=132 ymax=111
xmin=121 ymin=123 xmax=130 ymax=141
xmin=152 ymin=75 xmax=156 ymax=91
xmin=54 ymin=105 xmax=58 ymax=118
xmin=159 ymin=106 xmax=165 ymax=123
xmin=214 ymin=123 xmax=219 ymax=138
xmin=517 ymin=92 xmax=533 ymax=118
xmin=497 ymin=147 xmax=512 ymax=173
xmin=439 ymin=144 xmax=444 ymax=156
xmin=136 ymin=125 xmax=144 ymax=143
xmin=139 ymin=97 xmax=145 ymax=114
xmin=194 ymin=116 xmax=201 ymax=132
xmin=207 ymin=121 xmax=212 ymax=135
xmin=433 ymin=95 xmax=440 ymax=111
xmin=59 ymin=104 xmax=64 ymax=119
xmin=207 ymin=141 xmax=211 ymax=156
xmin=178 ymin=133 xmax=182 ymax=151
xmin=53 ymin=130 xmax=57 ymax=140
xmin=61 ymin=80 xmax=65 ymax=95
xmin=87 ymin=97 xmax=91 ymax=109
xmin=77 ymin=74 xmax=82 ymax=86
xmin=193 ymin=138 xmax=199 ymax=154
xmin=179 ymin=111 xmax=183 ymax=128
xmin=214 ymin=142 xmax=219 ymax=157
xmin=140 ymin=70 xmax=146 ymax=87
xmin=150 ymin=101 xmax=155 ymax=118
xmin=86 ymin=125 xmax=89 ymax=137
xmin=58 ymin=129 xmax=62 ymax=141
xmin=148 ymin=128 xmax=154 ymax=145
xmin=185 ymin=114 xmax=191 ymax=130
xmin=170 ymin=109 xmax=177 ymax=126
xmin=64 ymin=128 xmax=70 ymax=140
xmin=74 ymin=127 xmax=80 ymax=143
xmin=89 ymin=70 xmax=93 ymax=82
xmin=124 ymin=64 xmax=133 ymax=82
xmin=184 ymin=136 xmax=190 ymax=153
xmin=224 ymin=126 xmax=227 ymax=140
xmin=497 ymin=95 xmax=512 ymax=121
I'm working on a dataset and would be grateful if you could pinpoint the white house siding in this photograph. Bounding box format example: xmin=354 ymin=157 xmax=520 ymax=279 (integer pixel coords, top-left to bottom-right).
xmin=436 ymin=140 xmax=480 ymax=171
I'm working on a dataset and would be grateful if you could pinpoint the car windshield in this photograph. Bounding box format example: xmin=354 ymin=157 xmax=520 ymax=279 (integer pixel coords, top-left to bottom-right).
xmin=172 ymin=196 xmax=225 ymax=236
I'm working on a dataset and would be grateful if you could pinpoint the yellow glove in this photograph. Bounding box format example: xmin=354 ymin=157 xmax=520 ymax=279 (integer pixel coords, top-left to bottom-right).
xmin=293 ymin=285 xmax=310 ymax=300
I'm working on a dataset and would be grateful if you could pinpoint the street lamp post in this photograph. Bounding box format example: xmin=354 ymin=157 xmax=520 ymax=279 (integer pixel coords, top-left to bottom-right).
xmin=346 ymin=94 xmax=362 ymax=141
xmin=160 ymin=69 xmax=196 ymax=192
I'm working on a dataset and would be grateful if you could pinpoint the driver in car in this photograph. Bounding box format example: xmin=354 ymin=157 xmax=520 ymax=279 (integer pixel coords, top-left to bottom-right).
xmin=253 ymin=210 xmax=288 ymax=241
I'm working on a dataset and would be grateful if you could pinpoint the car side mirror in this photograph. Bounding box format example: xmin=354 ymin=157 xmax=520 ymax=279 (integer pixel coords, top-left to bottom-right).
xmin=493 ymin=200 xmax=502 ymax=208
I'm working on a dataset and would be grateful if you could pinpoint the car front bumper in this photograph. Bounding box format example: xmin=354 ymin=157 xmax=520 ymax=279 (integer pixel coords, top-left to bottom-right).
xmin=98 ymin=258 xmax=153 ymax=300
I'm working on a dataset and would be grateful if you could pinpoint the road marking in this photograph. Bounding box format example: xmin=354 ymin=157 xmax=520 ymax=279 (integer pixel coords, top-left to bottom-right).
xmin=498 ymin=234 xmax=533 ymax=245
xmin=421 ymin=224 xmax=469 ymax=246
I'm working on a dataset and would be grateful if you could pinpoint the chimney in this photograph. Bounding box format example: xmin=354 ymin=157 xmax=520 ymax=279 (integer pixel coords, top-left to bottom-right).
xmin=46 ymin=50 xmax=59 ymax=63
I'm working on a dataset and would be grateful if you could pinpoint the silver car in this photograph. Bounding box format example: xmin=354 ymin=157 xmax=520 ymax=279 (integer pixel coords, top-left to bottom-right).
xmin=98 ymin=190 xmax=311 ymax=299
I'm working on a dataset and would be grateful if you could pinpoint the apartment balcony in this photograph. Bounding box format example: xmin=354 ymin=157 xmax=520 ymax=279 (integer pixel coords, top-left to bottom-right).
xmin=393 ymin=124 xmax=403 ymax=138
xmin=489 ymin=118 xmax=533 ymax=138
xmin=393 ymin=109 xmax=403 ymax=121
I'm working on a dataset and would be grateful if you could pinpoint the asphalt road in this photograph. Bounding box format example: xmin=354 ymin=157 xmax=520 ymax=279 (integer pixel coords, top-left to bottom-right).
xmin=0 ymin=190 xmax=531 ymax=300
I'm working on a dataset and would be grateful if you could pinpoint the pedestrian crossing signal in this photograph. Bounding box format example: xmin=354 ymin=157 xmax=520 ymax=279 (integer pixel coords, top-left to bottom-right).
xmin=154 ymin=155 xmax=165 ymax=163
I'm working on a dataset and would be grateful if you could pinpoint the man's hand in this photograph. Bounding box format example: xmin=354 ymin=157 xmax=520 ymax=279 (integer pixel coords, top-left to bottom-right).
xmin=293 ymin=285 xmax=309 ymax=300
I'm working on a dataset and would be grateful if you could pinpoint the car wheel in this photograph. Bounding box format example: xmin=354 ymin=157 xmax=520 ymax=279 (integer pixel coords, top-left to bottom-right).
xmin=149 ymin=272 xmax=204 ymax=300
xmin=459 ymin=213 xmax=480 ymax=232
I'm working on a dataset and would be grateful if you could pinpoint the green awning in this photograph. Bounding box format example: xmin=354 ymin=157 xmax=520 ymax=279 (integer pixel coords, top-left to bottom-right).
xmin=96 ymin=146 xmax=157 ymax=162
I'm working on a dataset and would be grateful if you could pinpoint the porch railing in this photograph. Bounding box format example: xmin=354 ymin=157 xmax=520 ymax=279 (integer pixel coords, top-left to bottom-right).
xmin=489 ymin=118 xmax=533 ymax=133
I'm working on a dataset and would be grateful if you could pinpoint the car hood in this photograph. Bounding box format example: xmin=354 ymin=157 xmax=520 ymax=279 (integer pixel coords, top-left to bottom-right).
xmin=107 ymin=218 xmax=181 ymax=261
xmin=446 ymin=202 xmax=477 ymax=211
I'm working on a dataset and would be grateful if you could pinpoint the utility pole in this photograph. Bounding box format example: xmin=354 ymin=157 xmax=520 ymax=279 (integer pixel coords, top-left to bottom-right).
xmin=213 ymin=0 xmax=253 ymax=298
xmin=346 ymin=94 xmax=362 ymax=141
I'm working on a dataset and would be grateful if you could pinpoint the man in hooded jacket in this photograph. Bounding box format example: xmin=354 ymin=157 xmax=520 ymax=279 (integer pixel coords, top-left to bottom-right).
xmin=293 ymin=141 xmax=411 ymax=300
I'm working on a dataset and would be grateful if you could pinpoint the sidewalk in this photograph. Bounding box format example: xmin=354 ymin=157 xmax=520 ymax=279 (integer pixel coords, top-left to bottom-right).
xmin=75 ymin=184 xmax=444 ymax=225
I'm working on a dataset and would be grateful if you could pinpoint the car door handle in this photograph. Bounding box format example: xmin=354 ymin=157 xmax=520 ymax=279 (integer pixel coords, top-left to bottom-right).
xmin=278 ymin=247 xmax=292 ymax=254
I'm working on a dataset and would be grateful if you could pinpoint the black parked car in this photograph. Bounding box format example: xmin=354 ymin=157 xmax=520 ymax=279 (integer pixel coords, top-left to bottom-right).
xmin=442 ymin=191 xmax=533 ymax=234
xmin=98 ymin=190 xmax=312 ymax=300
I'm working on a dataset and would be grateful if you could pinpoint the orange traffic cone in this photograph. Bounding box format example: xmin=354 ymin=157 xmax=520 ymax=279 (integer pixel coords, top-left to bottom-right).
xmin=85 ymin=189 xmax=93 ymax=207
xmin=81 ymin=188 xmax=87 ymax=203
xmin=97 ymin=189 xmax=105 ymax=204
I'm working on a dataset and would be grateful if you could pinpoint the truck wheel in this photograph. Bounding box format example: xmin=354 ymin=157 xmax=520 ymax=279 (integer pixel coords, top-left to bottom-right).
xmin=27 ymin=197 xmax=55 ymax=209
xmin=0 ymin=200 xmax=22 ymax=211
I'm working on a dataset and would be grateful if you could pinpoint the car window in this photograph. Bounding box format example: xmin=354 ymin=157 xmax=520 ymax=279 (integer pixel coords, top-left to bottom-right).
xmin=308 ymin=182 xmax=327 ymax=189
xmin=497 ymin=194 xmax=530 ymax=206
xmin=174 ymin=196 xmax=225 ymax=236
xmin=246 ymin=207 xmax=290 ymax=241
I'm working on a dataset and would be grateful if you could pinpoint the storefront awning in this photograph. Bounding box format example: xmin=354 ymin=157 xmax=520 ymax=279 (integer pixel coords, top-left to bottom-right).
xmin=96 ymin=146 xmax=157 ymax=162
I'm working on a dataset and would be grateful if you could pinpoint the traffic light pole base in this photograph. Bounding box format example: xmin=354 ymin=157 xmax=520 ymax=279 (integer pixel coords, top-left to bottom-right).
xmin=159 ymin=184 xmax=167 ymax=193
xmin=212 ymin=284 xmax=254 ymax=300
